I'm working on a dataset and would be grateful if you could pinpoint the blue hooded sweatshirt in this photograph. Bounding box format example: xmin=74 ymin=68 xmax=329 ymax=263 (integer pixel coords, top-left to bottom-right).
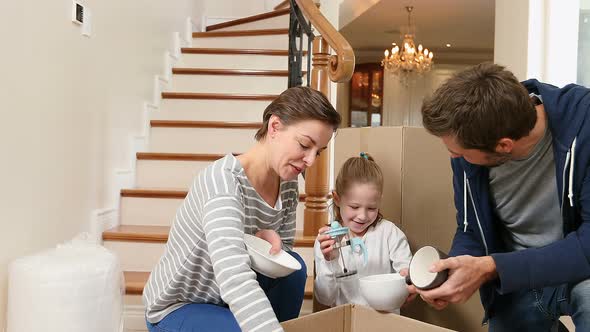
xmin=448 ymin=79 xmax=590 ymax=318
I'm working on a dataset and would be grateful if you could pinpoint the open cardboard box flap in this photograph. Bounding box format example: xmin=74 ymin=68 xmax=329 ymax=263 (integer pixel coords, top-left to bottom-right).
xmin=282 ymin=304 xmax=455 ymax=332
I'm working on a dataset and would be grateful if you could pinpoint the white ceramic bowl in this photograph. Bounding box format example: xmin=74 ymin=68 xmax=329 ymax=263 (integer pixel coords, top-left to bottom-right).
xmin=408 ymin=246 xmax=448 ymax=290
xmin=243 ymin=234 xmax=302 ymax=278
xmin=360 ymin=273 xmax=409 ymax=311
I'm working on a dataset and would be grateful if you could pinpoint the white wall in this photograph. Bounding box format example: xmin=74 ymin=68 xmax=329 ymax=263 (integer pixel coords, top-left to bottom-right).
xmin=193 ymin=0 xmax=269 ymax=31
xmin=0 ymin=0 xmax=194 ymax=328
xmin=577 ymin=0 xmax=590 ymax=86
xmin=338 ymin=0 xmax=380 ymax=29
xmin=494 ymin=0 xmax=531 ymax=81
xmin=495 ymin=0 xmax=581 ymax=86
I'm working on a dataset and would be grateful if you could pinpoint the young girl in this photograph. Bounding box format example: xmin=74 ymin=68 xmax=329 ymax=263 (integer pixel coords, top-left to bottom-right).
xmin=143 ymin=86 xmax=341 ymax=332
xmin=314 ymin=153 xmax=413 ymax=311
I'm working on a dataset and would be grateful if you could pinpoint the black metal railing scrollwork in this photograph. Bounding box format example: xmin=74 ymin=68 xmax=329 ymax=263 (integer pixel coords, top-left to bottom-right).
xmin=288 ymin=0 xmax=314 ymax=88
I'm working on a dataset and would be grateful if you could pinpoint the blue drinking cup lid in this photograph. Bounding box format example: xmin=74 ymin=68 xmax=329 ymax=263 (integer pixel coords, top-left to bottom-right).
xmin=323 ymin=220 xmax=349 ymax=237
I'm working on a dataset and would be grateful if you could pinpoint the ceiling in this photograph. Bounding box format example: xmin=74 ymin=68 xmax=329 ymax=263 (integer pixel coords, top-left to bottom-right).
xmin=339 ymin=0 xmax=495 ymax=63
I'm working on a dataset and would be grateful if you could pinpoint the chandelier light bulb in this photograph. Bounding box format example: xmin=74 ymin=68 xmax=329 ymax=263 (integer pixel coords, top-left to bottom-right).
xmin=381 ymin=6 xmax=433 ymax=86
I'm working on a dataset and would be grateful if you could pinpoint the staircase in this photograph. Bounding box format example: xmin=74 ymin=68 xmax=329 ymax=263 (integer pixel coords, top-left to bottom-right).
xmin=101 ymin=8 xmax=316 ymax=332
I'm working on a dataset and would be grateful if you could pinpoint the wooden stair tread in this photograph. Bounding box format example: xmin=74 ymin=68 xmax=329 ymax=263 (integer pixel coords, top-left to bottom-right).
xmin=172 ymin=68 xmax=298 ymax=76
xmin=137 ymin=152 xmax=236 ymax=161
xmin=121 ymin=188 xmax=308 ymax=202
xmin=120 ymin=188 xmax=187 ymax=199
xmin=104 ymin=225 xmax=315 ymax=248
xmin=124 ymin=271 xmax=149 ymax=295
xmin=124 ymin=271 xmax=314 ymax=299
xmin=294 ymin=230 xmax=316 ymax=247
xmin=150 ymin=120 xmax=262 ymax=129
xmin=206 ymin=8 xmax=290 ymax=32
xmin=180 ymin=48 xmax=306 ymax=56
xmin=103 ymin=225 xmax=169 ymax=242
xmin=193 ymin=28 xmax=288 ymax=38
xmin=161 ymin=92 xmax=278 ymax=100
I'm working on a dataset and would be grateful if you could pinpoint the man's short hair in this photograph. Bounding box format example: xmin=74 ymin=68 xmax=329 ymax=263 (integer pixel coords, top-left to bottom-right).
xmin=421 ymin=63 xmax=537 ymax=152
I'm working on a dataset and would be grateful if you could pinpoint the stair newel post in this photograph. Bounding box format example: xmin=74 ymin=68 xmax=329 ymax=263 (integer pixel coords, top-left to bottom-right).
xmin=304 ymin=36 xmax=331 ymax=237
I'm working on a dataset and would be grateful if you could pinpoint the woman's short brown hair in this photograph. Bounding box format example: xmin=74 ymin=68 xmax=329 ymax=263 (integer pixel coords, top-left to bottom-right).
xmin=421 ymin=63 xmax=537 ymax=152
xmin=255 ymin=86 xmax=341 ymax=141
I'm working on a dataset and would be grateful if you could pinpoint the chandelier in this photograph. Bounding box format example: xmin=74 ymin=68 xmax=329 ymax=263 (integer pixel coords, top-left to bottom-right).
xmin=381 ymin=6 xmax=433 ymax=84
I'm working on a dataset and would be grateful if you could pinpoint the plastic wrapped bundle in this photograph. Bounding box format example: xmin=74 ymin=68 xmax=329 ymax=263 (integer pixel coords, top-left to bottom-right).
xmin=7 ymin=233 xmax=124 ymax=332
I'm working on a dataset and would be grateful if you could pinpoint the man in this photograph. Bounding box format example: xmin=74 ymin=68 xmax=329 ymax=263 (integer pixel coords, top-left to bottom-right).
xmin=417 ymin=63 xmax=590 ymax=331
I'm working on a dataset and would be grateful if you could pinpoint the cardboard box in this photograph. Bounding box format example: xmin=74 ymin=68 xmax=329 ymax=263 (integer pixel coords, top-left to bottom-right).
xmin=282 ymin=304 xmax=455 ymax=331
xmin=333 ymin=127 xmax=486 ymax=332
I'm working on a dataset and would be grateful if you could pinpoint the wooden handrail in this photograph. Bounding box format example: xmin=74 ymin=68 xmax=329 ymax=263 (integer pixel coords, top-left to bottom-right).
xmin=294 ymin=0 xmax=355 ymax=83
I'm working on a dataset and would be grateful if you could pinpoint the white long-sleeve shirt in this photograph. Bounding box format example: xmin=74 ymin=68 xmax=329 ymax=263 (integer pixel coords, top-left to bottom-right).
xmin=143 ymin=154 xmax=297 ymax=332
xmin=313 ymin=219 xmax=412 ymax=311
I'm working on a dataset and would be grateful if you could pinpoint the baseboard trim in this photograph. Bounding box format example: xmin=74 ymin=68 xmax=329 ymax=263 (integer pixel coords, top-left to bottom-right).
xmin=91 ymin=208 xmax=118 ymax=243
xmin=124 ymin=304 xmax=148 ymax=331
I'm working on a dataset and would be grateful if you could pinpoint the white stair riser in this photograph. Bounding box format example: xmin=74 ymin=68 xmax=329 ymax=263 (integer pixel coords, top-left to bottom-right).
xmin=121 ymin=194 xmax=304 ymax=230
xmin=149 ymin=127 xmax=257 ymax=154
xmin=167 ymin=74 xmax=289 ymax=95
xmin=300 ymin=298 xmax=313 ymax=316
xmin=213 ymin=15 xmax=288 ymax=32
xmin=123 ymin=296 xmax=147 ymax=332
xmin=192 ymin=35 xmax=288 ymax=49
xmin=104 ymin=241 xmax=165 ymax=272
xmin=106 ymin=241 xmax=314 ymax=277
xmin=136 ymin=161 xmax=306 ymax=191
xmin=136 ymin=160 xmax=212 ymax=188
xmin=177 ymin=54 xmax=306 ymax=71
xmin=120 ymin=196 xmax=184 ymax=226
xmin=155 ymin=99 xmax=268 ymax=122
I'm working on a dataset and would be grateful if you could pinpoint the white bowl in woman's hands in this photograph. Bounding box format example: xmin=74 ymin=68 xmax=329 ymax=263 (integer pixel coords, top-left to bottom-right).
xmin=243 ymin=234 xmax=302 ymax=278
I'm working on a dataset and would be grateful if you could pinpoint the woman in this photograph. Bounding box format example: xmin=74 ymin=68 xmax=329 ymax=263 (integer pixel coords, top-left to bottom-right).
xmin=143 ymin=86 xmax=341 ymax=332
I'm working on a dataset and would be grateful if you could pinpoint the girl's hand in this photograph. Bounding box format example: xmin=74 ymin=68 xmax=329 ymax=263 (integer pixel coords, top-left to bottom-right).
xmin=255 ymin=229 xmax=282 ymax=255
xmin=317 ymin=226 xmax=337 ymax=261
xmin=399 ymin=268 xmax=417 ymax=307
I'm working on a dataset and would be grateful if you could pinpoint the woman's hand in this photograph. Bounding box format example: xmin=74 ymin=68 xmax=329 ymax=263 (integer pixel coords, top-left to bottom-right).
xmin=399 ymin=268 xmax=418 ymax=307
xmin=317 ymin=226 xmax=337 ymax=261
xmin=255 ymin=229 xmax=282 ymax=255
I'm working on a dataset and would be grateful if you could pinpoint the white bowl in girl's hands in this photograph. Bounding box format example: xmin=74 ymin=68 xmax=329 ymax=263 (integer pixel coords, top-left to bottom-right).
xmin=243 ymin=234 xmax=302 ymax=278
xmin=360 ymin=273 xmax=409 ymax=311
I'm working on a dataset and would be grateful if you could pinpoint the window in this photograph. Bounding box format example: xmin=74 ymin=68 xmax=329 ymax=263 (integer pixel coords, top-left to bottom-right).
xmin=578 ymin=1 xmax=590 ymax=86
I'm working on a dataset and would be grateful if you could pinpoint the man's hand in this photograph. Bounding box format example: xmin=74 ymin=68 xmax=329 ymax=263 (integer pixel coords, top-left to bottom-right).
xmin=255 ymin=229 xmax=282 ymax=255
xmin=399 ymin=268 xmax=418 ymax=307
xmin=316 ymin=226 xmax=337 ymax=261
xmin=416 ymin=255 xmax=497 ymax=309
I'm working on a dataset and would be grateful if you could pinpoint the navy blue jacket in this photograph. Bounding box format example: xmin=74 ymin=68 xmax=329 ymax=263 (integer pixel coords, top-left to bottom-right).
xmin=448 ymin=79 xmax=590 ymax=315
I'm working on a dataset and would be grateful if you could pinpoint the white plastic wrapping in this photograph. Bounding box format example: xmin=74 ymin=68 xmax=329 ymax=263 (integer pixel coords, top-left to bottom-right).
xmin=7 ymin=233 xmax=124 ymax=332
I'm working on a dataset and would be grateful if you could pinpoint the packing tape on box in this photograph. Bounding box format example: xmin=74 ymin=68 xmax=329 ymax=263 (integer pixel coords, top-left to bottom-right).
xmin=7 ymin=233 xmax=124 ymax=332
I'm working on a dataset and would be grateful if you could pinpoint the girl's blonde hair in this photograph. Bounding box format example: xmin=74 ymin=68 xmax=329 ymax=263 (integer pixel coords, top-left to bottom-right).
xmin=333 ymin=152 xmax=384 ymax=223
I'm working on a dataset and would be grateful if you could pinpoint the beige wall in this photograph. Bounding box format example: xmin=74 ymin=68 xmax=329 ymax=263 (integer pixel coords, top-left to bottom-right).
xmin=0 ymin=0 xmax=195 ymax=328
xmin=382 ymin=64 xmax=469 ymax=127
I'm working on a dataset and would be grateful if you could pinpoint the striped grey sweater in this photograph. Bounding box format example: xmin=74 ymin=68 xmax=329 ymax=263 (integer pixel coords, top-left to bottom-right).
xmin=143 ymin=154 xmax=298 ymax=331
